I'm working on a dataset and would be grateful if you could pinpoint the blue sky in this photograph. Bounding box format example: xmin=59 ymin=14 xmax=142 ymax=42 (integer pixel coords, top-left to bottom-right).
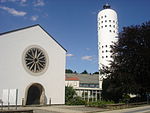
xmin=0 ymin=0 xmax=150 ymax=73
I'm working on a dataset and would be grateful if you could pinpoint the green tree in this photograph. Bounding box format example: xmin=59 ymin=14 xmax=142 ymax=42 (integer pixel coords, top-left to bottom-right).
xmin=81 ymin=70 xmax=88 ymax=74
xmin=93 ymin=72 xmax=99 ymax=74
xmin=65 ymin=69 xmax=74 ymax=73
xmin=65 ymin=86 xmax=85 ymax=105
xmin=65 ymin=86 xmax=76 ymax=103
xmin=102 ymin=21 xmax=150 ymax=102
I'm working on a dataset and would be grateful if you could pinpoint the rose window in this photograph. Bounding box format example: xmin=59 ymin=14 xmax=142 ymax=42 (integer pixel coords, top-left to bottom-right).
xmin=23 ymin=46 xmax=48 ymax=74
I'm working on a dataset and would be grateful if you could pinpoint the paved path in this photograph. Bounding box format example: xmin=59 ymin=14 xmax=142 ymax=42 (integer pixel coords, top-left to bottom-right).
xmin=17 ymin=105 xmax=107 ymax=113
xmin=2 ymin=105 xmax=150 ymax=113
xmin=98 ymin=105 xmax=150 ymax=113
xmin=33 ymin=105 xmax=107 ymax=113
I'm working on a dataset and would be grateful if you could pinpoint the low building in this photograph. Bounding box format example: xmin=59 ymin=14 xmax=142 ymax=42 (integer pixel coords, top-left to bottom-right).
xmin=66 ymin=74 xmax=101 ymax=102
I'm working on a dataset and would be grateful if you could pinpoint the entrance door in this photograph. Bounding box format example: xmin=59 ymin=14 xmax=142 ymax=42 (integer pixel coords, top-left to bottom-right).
xmin=26 ymin=83 xmax=44 ymax=105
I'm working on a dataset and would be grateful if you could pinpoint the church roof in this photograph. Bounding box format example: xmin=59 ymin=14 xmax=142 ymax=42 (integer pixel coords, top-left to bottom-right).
xmin=0 ymin=24 xmax=67 ymax=52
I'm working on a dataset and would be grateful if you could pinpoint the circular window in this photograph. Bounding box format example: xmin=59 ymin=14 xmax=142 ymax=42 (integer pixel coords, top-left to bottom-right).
xmin=23 ymin=45 xmax=48 ymax=75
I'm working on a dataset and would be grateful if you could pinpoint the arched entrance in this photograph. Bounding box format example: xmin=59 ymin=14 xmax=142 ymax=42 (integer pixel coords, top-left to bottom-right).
xmin=26 ymin=83 xmax=45 ymax=105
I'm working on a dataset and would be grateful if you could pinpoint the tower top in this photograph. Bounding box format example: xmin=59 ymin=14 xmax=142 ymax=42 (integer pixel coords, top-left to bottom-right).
xmin=103 ymin=3 xmax=111 ymax=9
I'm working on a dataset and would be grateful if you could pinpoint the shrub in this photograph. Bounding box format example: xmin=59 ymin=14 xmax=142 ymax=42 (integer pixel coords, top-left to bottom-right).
xmin=66 ymin=96 xmax=86 ymax=105
xmin=87 ymin=100 xmax=114 ymax=107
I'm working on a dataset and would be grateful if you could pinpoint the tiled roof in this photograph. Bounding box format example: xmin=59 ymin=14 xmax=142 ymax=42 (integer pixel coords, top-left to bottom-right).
xmin=66 ymin=74 xmax=99 ymax=84
xmin=65 ymin=77 xmax=79 ymax=81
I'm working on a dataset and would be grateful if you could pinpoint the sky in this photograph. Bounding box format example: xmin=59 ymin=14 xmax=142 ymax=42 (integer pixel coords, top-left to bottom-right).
xmin=0 ymin=0 xmax=150 ymax=73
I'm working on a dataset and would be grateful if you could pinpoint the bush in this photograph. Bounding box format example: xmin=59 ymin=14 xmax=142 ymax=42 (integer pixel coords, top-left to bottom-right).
xmin=87 ymin=100 xmax=114 ymax=107
xmin=65 ymin=86 xmax=86 ymax=105
xmin=66 ymin=96 xmax=86 ymax=105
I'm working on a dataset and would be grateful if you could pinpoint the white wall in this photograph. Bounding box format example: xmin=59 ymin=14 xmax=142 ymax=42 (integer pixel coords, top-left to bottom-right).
xmin=97 ymin=8 xmax=118 ymax=89
xmin=98 ymin=8 xmax=118 ymax=69
xmin=0 ymin=25 xmax=66 ymax=105
xmin=65 ymin=81 xmax=79 ymax=88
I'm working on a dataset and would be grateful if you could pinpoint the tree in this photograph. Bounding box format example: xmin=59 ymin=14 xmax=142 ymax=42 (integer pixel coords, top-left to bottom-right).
xmin=65 ymin=86 xmax=85 ymax=105
xmin=93 ymin=72 xmax=99 ymax=74
xmin=65 ymin=86 xmax=76 ymax=103
xmin=81 ymin=70 xmax=88 ymax=74
xmin=102 ymin=21 xmax=150 ymax=102
xmin=65 ymin=69 xmax=73 ymax=73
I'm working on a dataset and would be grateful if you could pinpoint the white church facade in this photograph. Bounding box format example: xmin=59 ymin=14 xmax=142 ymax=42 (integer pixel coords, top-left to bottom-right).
xmin=0 ymin=25 xmax=66 ymax=105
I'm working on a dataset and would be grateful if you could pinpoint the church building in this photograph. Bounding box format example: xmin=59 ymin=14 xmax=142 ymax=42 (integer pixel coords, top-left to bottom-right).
xmin=0 ymin=25 xmax=66 ymax=105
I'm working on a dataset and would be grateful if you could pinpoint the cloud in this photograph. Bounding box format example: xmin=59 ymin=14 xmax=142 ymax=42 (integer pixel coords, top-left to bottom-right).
xmin=91 ymin=11 xmax=97 ymax=15
xmin=33 ymin=0 xmax=45 ymax=7
xmin=81 ymin=56 xmax=93 ymax=61
xmin=0 ymin=0 xmax=27 ymax=3
xmin=66 ymin=54 xmax=74 ymax=57
xmin=86 ymin=48 xmax=90 ymax=51
xmin=31 ymin=15 xmax=38 ymax=21
xmin=0 ymin=6 xmax=27 ymax=16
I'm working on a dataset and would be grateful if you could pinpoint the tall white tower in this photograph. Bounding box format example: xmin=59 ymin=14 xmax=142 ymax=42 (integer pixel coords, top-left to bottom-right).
xmin=97 ymin=4 xmax=118 ymax=89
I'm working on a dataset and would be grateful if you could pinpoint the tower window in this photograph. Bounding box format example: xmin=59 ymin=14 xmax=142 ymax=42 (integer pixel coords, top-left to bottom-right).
xmin=113 ymin=30 xmax=115 ymax=33
xmin=101 ymin=21 xmax=103 ymax=23
xmin=106 ymin=50 xmax=108 ymax=52
xmin=105 ymin=20 xmax=107 ymax=22
xmin=101 ymin=16 xmax=103 ymax=19
xmin=102 ymin=51 xmax=104 ymax=53
xmin=113 ymin=25 xmax=115 ymax=28
xmin=109 ymin=30 xmax=112 ymax=32
xmin=105 ymin=45 xmax=107 ymax=47
xmin=102 ymin=56 xmax=104 ymax=58
xmin=106 ymin=56 xmax=108 ymax=58
xmin=105 ymin=15 xmax=107 ymax=18
xmin=102 ymin=46 xmax=104 ymax=48
xmin=101 ymin=26 xmax=103 ymax=28
xmin=109 ymin=25 xmax=111 ymax=27
xmin=109 ymin=20 xmax=111 ymax=22
xmin=105 ymin=25 xmax=107 ymax=27
xmin=113 ymin=20 xmax=115 ymax=23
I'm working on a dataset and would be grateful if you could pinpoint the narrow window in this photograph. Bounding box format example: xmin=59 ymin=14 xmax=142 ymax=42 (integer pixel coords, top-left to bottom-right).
xmin=109 ymin=20 xmax=111 ymax=22
xmin=105 ymin=20 xmax=107 ymax=22
xmin=109 ymin=30 xmax=112 ymax=32
xmin=105 ymin=15 xmax=107 ymax=18
xmin=105 ymin=25 xmax=107 ymax=27
xmin=109 ymin=25 xmax=111 ymax=27
xmin=101 ymin=21 xmax=103 ymax=23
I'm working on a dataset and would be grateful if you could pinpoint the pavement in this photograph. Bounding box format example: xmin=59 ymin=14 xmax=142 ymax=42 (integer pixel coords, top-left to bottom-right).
xmin=27 ymin=105 xmax=107 ymax=113
xmin=1 ymin=105 xmax=150 ymax=113
xmin=98 ymin=105 xmax=150 ymax=113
